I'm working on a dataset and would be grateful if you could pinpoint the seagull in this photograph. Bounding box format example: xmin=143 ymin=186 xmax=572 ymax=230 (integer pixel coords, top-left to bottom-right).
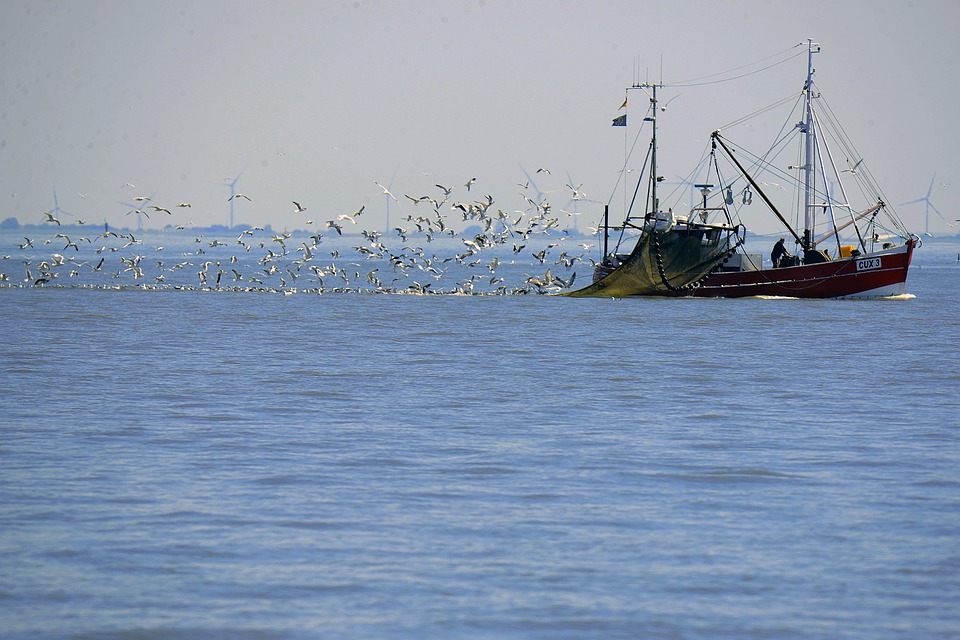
xmin=43 ymin=212 xmax=61 ymax=225
xmin=536 ymin=167 xmax=550 ymax=175
xmin=149 ymin=205 xmax=172 ymax=215
xmin=660 ymin=95 xmax=680 ymax=111
xmin=177 ymin=202 xmax=192 ymax=208
xmin=228 ymin=193 xmax=251 ymax=201
xmin=465 ymin=177 xmax=477 ymax=191
xmin=842 ymin=158 xmax=864 ymax=174
xmin=566 ymin=182 xmax=589 ymax=201
xmin=293 ymin=201 xmax=307 ymax=213
xmin=375 ymin=181 xmax=398 ymax=201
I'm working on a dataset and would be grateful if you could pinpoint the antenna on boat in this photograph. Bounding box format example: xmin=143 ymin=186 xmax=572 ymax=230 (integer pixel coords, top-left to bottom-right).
xmin=695 ymin=184 xmax=714 ymax=210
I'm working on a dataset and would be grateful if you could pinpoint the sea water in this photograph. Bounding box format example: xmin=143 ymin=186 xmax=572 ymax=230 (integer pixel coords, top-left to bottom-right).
xmin=1 ymin=235 xmax=958 ymax=639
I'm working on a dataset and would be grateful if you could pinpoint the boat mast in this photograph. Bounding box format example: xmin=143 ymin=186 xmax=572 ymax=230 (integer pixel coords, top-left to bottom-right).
xmin=802 ymin=39 xmax=820 ymax=253
xmin=649 ymin=83 xmax=658 ymax=218
xmin=602 ymin=204 xmax=609 ymax=257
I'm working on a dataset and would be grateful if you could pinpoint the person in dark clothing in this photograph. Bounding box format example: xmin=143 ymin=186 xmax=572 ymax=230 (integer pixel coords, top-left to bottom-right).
xmin=771 ymin=237 xmax=791 ymax=268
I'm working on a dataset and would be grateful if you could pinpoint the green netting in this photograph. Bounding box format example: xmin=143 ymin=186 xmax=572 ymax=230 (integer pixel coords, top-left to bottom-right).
xmin=562 ymin=231 xmax=734 ymax=297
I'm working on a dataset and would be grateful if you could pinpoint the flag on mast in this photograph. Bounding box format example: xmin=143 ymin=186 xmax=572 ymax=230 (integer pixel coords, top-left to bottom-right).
xmin=612 ymin=97 xmax=627 ymax=126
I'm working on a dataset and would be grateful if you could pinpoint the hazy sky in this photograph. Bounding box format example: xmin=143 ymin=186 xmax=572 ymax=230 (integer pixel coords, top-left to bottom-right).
xmin=2 ymin=0 xmax=957 ymax=234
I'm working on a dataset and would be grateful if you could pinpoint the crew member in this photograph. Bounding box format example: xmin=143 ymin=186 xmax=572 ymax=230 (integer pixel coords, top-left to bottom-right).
xmin=771 ymin=237 xmax=791 ymax=268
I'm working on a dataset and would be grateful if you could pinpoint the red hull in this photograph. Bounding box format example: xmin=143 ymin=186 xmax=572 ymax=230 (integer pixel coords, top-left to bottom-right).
xmin=683 ymin=239 xmax=915 ymax=298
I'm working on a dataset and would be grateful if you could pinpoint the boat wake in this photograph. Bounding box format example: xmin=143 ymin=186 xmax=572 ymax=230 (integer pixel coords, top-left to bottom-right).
xmin=751 ymin=293 xmax=917 ymax=301
xmin=879 ymin=293 xmax=916 ymax=301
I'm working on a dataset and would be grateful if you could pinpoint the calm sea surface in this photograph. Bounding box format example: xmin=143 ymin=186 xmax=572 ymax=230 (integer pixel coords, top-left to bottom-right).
xmin=1 ymin=234 xmax=959 ymax=639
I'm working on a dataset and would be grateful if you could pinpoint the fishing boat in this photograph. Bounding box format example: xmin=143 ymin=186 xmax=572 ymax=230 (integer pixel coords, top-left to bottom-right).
xmin=562 ymin=81 xmax=742 ymax=297
xmin=566 ymin=40 xmax=916 ymax=299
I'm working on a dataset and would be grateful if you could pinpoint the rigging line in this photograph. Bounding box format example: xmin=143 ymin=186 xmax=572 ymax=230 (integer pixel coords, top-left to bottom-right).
xmin=664 ymin=149 xmax=712 ymax=208
xmin=811 ymin=109 xmax=847 ymax=254
xmin=717 ymin=93 xmax=800 ymax=132
xmin=668 ymin=49 xmax=806 ymax=87
xmin=752 ymin=99 xmax=804 ymax=169
xmin=710 ymin=155 xmax=737 ymax=227
xmin=721 ymin=93 xmax=808 ymax=196
xmin=813 ymin=93 xmax=908 ymax=233
xmin=740 ymin=139 xmax=806 ymax=197
xmin=604 ymin=133 xmax=654 ymax=255
xmin=813 ymin=94 xmax=890 ymax=222
xmin=810 ymin=105 xmax=858 ymax=240
xmin=605 ymin=98 xmax=655 ymax=208
xmin=665 ymin=42 xmax=804 ymax=86
xmin=816 ymin=102 xmax=898 ymax=231
xmin=719 ymin=120 xmax=802 ymax=200
xmin=714 ymin=133 xmax=802 ymax=244
xmin=815 ymin=94 xmax=864 ymax=175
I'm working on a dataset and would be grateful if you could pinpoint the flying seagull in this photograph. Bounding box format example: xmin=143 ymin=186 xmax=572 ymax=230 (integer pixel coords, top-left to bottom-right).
xmin=375 ymin=181 xmax=398 ymax=201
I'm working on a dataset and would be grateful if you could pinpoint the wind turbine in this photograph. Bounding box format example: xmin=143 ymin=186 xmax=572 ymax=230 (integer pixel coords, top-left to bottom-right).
xmin=383 ymin=162 xmax=401 ymax=234
xmin=116 ymin=192 xmax=155 ymax=232
xmin=672 ymin=174 xmax=703 ymax=215
xmin=519 ymin=165 xmax=545 ymax=205
xmin=901 ymin=173 xmax=952 ymax=236
xmin=224 ymin=167 xmax=246 ymax=229
xmin=44 ymin=184 xmax=75 ymax=224
xmin=563 ymin=171 xmax=600 ymax=234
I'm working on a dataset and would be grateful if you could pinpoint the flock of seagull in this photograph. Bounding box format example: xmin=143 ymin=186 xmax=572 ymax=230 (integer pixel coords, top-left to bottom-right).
xmin=4 ymin=176 xmax=595 ymax=295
